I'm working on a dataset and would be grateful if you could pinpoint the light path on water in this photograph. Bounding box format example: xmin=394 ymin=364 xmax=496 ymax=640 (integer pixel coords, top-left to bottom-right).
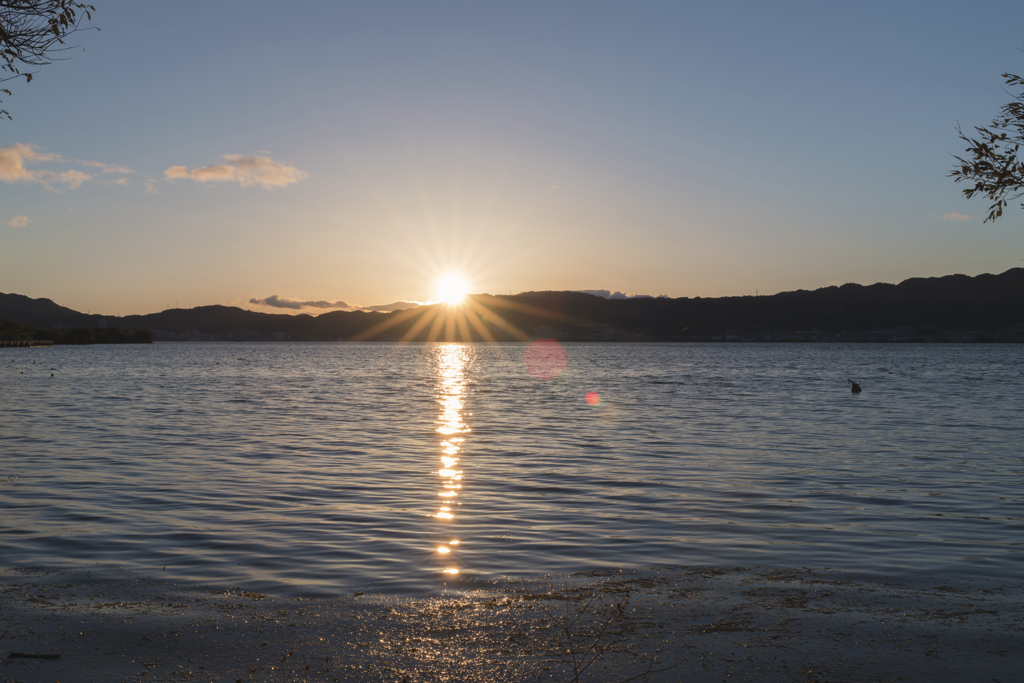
xmin=1 ymin=342 xmax=1022 ymax=595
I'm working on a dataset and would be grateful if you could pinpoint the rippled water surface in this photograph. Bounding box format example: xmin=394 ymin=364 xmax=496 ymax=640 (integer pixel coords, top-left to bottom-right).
xmin=1 ymin=342 xmax=1021 ymax=595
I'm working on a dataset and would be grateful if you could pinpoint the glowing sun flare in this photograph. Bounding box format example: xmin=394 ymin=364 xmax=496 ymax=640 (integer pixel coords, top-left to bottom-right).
xmin=436 ymin=275 xmax=470 ymax=305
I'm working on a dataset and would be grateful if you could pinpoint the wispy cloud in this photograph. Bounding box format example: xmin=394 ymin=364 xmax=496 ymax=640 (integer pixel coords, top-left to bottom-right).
xmin=78 ymin=160 xmax=136 ymax=174
xmin=0 ymin=143 xmax=66 ymax=187
xmin=56 ymin=169 xmax=91 ymax=190
xmin=165 ymin=154 xmax=308 ymax=189
xmin=142 ymin=176 xmax=160 ymax=194
xmin=6 ymin=215 xmax=29 ymax=227
xmin=942 ymin=212 xmax=974 ymax=221
xmin=1 ymin=143 xmax=133 ymax=192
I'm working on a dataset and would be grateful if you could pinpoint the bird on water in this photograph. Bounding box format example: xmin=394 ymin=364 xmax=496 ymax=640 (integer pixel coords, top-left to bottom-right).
xmin=848 ymin=379 xmax=862 ymax=393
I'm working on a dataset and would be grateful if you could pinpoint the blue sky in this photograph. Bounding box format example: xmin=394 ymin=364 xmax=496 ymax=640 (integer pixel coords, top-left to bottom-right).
xmin=2 ymin=0 xmax=1023 ymax=315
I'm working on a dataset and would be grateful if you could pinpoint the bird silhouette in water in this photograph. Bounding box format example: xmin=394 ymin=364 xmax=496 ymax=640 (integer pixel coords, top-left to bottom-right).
xmin=848 ymin=379 xmax=862 ymax=393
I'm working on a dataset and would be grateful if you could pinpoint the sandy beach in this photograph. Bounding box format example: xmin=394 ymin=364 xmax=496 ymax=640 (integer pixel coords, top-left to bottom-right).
xmin=2 ymin=565 xmax=1020 ymax=683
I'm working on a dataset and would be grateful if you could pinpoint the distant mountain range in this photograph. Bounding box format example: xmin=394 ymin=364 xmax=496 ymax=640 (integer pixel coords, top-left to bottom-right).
xmin=3 ymin=268 xmax=1023 ymax=342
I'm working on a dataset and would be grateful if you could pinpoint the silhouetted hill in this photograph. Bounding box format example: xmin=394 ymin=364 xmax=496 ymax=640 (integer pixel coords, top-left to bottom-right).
xmin=3 ymin=268 xmax=1023 ymax=342
xmin=499 ymin=268 xmax=1024 ymax=339
xmin=0 ymin=292 xmax=96 ymax=328
xmin=119 ymin=305 xmax=316 ymax=336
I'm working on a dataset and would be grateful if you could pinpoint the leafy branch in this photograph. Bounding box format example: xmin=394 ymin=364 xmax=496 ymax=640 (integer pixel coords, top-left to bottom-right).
xmin=950 ymin=71 xmax=1024 ymax=222
xmin=0 ymin=0 xmax=97 ymax=119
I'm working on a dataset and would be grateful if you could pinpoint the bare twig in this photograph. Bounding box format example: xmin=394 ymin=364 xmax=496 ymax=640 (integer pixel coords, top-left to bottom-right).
xmin=541 ymin=587 xmax=676 ymax=683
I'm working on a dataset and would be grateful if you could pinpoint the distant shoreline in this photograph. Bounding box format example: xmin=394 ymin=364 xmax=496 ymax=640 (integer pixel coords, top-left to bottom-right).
xmin=0 ymin=339 xmax=53 ymax=348
xmin=141 ymin=336 xmax=1023 ymax=343
xmin=4 ymin=267 xmax=1023 ymax=344
xmin=0 ymin=322 xmax=155 ymax=346
xmin=6 ymin=336 xmax=1019 ymax=347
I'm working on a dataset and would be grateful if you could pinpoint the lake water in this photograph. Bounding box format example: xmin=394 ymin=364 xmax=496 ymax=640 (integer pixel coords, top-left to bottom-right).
xmin=1 ymin=342 xmax=1021 ymax=596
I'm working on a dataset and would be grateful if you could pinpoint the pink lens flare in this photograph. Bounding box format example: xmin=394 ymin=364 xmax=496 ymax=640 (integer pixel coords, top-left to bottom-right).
xmin=524 ymin=340 xmax=567 ymax=381
xmin=585 ymin=392 xmax=601 ymax=406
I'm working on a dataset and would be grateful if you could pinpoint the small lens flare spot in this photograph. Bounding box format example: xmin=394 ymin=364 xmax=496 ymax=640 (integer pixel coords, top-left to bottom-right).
xmin=585 ymin=391 xmax=601 ymax=406
xmin=450 ymin=540 xmax=460 ymax=545
xmin=437 ymin=547 xmax=450 ymax=553
xmin=443 ymin=568 xmax=459 ymax=574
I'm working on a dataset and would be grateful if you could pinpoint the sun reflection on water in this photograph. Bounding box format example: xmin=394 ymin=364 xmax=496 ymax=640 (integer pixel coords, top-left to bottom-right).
xmin=432 ymin=344 xmax=470 ymax=577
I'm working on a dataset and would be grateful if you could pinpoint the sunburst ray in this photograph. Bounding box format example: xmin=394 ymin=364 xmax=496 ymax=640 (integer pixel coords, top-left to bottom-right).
xmin=464 ymin=298 xmax=532 ymax=341
xmin=461 ymin=305 xmax=499 ymax=343
xmin=350 ymin=304 xmax=431 ymax=341
xmin=397 ymin=306 xmax=440 ymax=343
xmin=425 ymin=306 xmax=448 ymax=342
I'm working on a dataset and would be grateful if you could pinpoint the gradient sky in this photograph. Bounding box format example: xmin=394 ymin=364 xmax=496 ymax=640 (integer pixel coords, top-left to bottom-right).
xmin=2 ymin=0 xmax=1023 ymax=315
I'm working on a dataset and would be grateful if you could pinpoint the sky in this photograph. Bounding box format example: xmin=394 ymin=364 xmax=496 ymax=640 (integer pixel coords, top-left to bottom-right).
xmin=2 ymin=0 xmax=1023 ymax=316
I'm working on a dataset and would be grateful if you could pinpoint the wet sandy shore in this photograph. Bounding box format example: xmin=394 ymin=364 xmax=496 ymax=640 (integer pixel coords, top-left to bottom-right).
xmin=2 ymin=565 xmax=1020 ymax=683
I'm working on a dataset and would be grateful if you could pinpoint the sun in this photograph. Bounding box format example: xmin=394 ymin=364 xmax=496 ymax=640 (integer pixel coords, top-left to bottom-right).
xmin=435 ymin=274 xmax=470 ymax=305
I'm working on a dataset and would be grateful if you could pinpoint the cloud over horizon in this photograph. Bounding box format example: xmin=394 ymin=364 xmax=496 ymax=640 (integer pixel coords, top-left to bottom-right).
xmin=165 ymin=154 xmax=308 ymax=189
xmin=358 ymin=301 xmax=423 ymax=312
xmin=249 ymin=295 xmax=422 ymax=313
xmin=6 ymin=215 xmax=29 ymax=227
xmin=576 ymin=289 xmax=668 ymax=300
xmin=250 ymin=295 xmax=353 ymax=310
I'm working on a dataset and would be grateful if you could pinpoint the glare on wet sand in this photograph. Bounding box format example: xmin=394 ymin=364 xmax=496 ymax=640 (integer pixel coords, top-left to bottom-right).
xmin=1 ymin=566 xmax=1020 ymax=683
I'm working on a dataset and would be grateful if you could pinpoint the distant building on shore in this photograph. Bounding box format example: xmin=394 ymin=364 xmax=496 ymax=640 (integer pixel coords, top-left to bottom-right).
xmin=228 ymin=329 xmax=263 ymax=342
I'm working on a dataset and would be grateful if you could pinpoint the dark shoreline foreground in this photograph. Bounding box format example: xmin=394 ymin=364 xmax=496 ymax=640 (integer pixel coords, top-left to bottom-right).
xmin=2 ymin=566 xmax=1020 ymax=683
